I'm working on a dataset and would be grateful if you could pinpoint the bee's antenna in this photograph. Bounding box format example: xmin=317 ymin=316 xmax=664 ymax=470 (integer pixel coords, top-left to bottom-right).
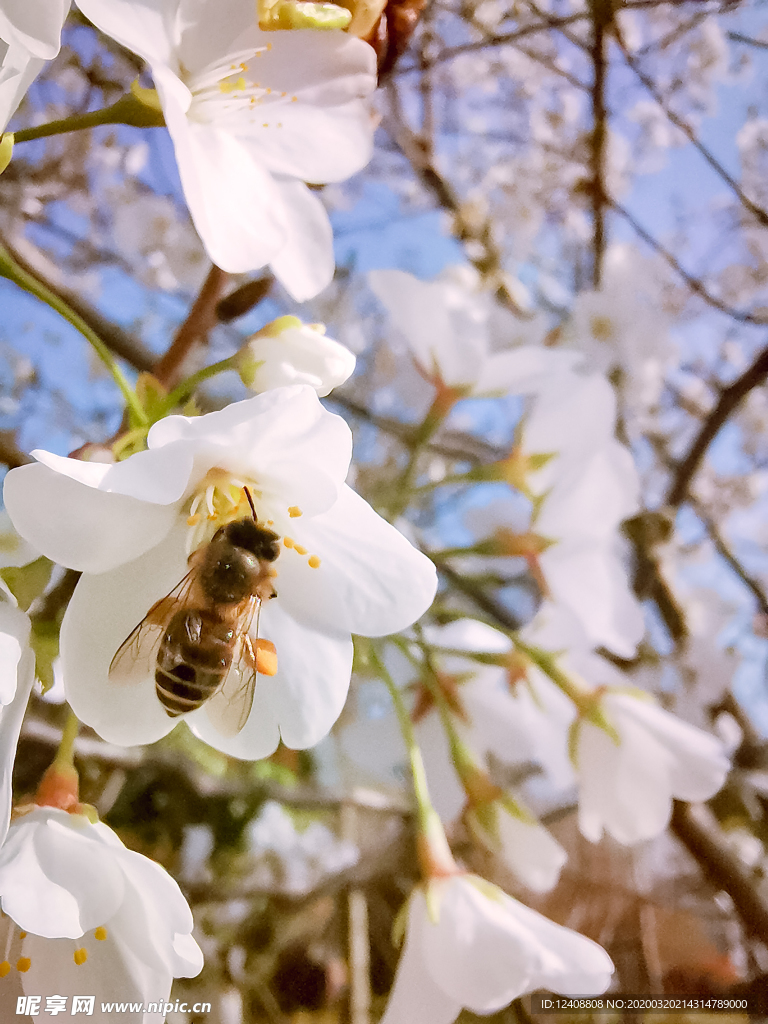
xmin=244 ymin=486 xmax=257 ymax=521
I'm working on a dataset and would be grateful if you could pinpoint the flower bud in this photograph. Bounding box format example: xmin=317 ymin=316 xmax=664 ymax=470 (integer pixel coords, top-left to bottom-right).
xmin=235 ymin=316 xmax=356 ymax=397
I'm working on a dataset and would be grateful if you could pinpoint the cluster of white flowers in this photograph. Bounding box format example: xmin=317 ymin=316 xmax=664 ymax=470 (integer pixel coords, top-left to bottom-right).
xmin=0 ymin=1 xmax=740 ymax=1019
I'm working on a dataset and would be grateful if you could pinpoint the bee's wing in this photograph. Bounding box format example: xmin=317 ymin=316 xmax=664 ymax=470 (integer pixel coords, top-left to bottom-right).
xmin=109 ymin=568 xmax=198 ymax=686
xmin=204 ymin=598 xmax=260 ymax=737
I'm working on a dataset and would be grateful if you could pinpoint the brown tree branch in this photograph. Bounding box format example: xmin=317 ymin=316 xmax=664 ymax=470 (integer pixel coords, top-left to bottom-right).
xmin=0 ymin=233 xmax=156 ymax=372
xmin=665 ymin=344 xmax=768 ymax=506
xmin=153 ymin=264 xmax=230 ymax=386
xmin=671 ymin=800 xmax=768 ymax=944
xmin=589 ymin=0 xmax=609 ymax=287
xmin=691 ymin=498 xmax=768 ymax=617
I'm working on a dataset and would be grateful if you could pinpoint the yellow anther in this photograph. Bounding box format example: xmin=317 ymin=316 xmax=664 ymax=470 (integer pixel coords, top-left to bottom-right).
xmin=187 ymin=514 xmax=200 ymax=526
xmin=16 ymin=958 xmax=30 ymax=973
xmin=74 ymin=948 xmax=88 ymax=966
xmin=266 ymin=87 xmax=272 ymax=94
xmin=294 ymin=544 xmax=307 ymax=555
xmin=288 ymin=506 xmax=302 ymax=518
xmin=94 ymin=927 xmax=107 ymax=941
xmin=207 ymin=513 xmax=218 ymax=521
xmin=281 ymin=91 xmax=287 ymax=97
xmin=240 ymin=61 xmax=248 ymax=70
xmin=18 ymin=932 xmax=25 ymax=939
xmin=291 ymin=95 xmax=298 ymax=102
xmin=0 ymin=961 xmax=9 ymax=977
xmin=263 ymin=122 xmax=269 ymax=127
xmin=267 ymin=41 xmax=272 ymax=50
xmin=308 ymin=555 xmax=321 ymax=569
xmin=283 ymin=537 xmax=295 ymax=548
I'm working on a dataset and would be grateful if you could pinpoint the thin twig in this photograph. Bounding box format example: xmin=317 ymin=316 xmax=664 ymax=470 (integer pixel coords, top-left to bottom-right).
xmin=588 ymin=0 xmax=609 ymax=287
xmin=617 ymin=36 xmax=768 ymax=228
xmin=691 ymin=498 xmax=768 ymax=617
xmin=665 ymin=344 xmax=768 ymax=506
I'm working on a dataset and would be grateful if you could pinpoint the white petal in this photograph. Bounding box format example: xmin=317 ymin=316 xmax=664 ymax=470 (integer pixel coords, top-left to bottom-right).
xmin=192 ymin=599 xmax=353 ymax=756
xmin=277 ymin=485 xmax=437 ymax=636
xmin=380 ymin=896 xmax=461 ymax=1024
xmin=74 ymin=0 xmax=177 ymax=71
xmin=0 ymin=0 xmax=69 ymax=60
xmin=268 ymin=178 xmax=336 ymax=302
xmin=421 ymin=877 xmax=540 ymax=1010
xmin=3 ymin=457 xmax=185 ymax=573
xmin=496 ymin=812 xmax=567 ymax=893
xmin=577 ymin=717 xmax=672 ymax=844
xmin=160 ymin=93 xmax=289 ymax=274
xmin=148 ymin=389 xmax=352 ymax=517
xmin=243 ymin=97 xmax=374 ymax=183
xmin=60 ymin=528 xmax=190 ymax=746
xmin=498 ymin=893 xmax=614 ymax=995
xmin=0 ymin=47 xmax=44 ymax=132
xmin=475 ymin=347 xmax=582 ymax=397
xmin=0 ymin=811 xmax=125 ymax=937
xmin=189 ymin=687 xmax=280 ymax=760
xmin=369 ymin=270 xmax=472 ymax=385
xmin=109 ymin=847 xmax=201 ymax=978
xmin=612 ymin=695 xmax=730 ymax=802
xmin=0 ymin=648 xmax=34 ymax=846
xmin=258 ymin=600 xmax=353 ymax=748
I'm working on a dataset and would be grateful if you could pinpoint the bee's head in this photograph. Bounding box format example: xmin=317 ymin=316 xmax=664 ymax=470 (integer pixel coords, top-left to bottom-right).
xmin=222 ymin=519 xmax=281 ymax=562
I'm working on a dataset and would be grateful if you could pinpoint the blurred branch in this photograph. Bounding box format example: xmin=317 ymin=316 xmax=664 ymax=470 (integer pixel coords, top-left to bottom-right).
xmin=331 ymin=393 xmax=503 ymax=462
xmin=588 ymin=0 xmax=610 ymax=287
xmin=671 ymin=801 xmax=768 ymax=943
xmin=616 ymin=37 xmax=768 ymax=228
xmin=665 ymin=344 xmax=768 ymax=506
xmin=0 ymin=233 xmax=156 ymax=371
xmin=153 ymin=264 xmax=230 ymax=387
xmin=384 ymin=82 xmax=528 ymax=315
xmin=611 ymin=198 xmax=768 ymax=325
xmin=691 ymin=498 xmax=768 ymax=617
xmin=0 ymin=432 xmax=32 ymax=468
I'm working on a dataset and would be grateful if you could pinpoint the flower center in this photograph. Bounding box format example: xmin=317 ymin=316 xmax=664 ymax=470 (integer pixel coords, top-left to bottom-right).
xmin=185 ymin=47 xmax=298 ymax=129
xmin=185 ymin=469 xmax=322 ymax=569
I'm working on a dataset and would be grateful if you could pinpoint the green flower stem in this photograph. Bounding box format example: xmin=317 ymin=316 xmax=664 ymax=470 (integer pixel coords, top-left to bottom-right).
xmin=411 ymin=468 xmax=479 ymax=493
xmin=12 ymin=92 xmax=165 ymax=145
xmin=388 ymin=391 xmax=462 ymax=519
xmin=0 ymin=244 xmax=148 ymax=427
xmin=161 ymin=355 xmax=237 ymax=414
xmin=54 ymin=709 xmax=81 ymax=771
xmin=370 ymin=645 xmax=435 ymax=835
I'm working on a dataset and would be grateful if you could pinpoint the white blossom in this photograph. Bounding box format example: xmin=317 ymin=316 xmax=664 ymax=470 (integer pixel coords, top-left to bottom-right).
xmin=576 ymin=690 xmax=731 ymax=844
xmin=235 ymin=316 xmax=356 ymax=396
xmin=3 ymin=388 xmax=437 ymax=758
xmin=369 ymin=267 xmax=580 ymax=394
xmin=0 ymin=807 xmax=202 ymax=1022
xmin=76 ymin=0 xmax=377 ymax=300
xmin=381 ymin=874 xmax=613 ymax=1024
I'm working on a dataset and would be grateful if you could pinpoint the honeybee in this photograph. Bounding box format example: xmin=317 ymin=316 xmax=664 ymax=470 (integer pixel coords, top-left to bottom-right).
xmin=110 ymin=489 xmax=280 ymax=736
